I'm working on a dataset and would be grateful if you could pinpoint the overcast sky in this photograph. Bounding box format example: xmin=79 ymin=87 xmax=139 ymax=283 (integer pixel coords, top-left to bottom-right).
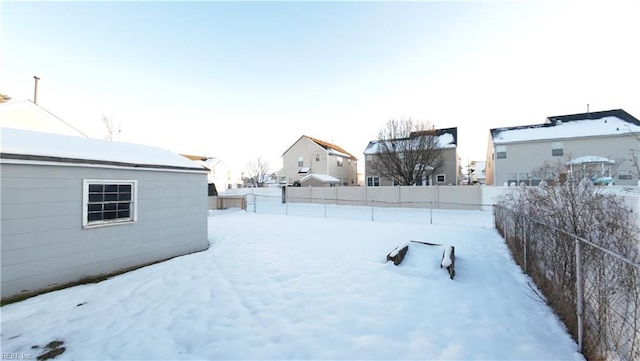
xmin=2 ymin=1 xmax=639 ymax=173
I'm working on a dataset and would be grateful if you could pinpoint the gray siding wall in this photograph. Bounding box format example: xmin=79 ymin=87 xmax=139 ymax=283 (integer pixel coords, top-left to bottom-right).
xmin=490 ymin=135 xmax=638 ymax=186
xmin=1 ymin=162 xmax=208 ymax=298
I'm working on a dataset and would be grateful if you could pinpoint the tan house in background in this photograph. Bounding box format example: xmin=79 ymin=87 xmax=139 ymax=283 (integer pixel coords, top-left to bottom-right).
xmin=281 ymin=135 xmax=358 ymax=186
xmin=485 ymin=109 xmax=640 ymax=186
xmin=363 ymin=127 xmax=460 ymax=186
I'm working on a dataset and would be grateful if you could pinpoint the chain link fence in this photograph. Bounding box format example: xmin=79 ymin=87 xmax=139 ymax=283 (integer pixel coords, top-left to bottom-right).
xmin=242 ymin=193 xmax=494 ymax=227
xmin=494 ymin=205 xmax=640 ymax=361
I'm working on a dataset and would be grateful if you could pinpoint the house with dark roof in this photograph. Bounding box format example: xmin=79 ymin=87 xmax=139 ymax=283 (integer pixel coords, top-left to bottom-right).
xmin=281 ymin=135 xmax=358 ymax=186
xmin=485 ymin=109 xmax=640 ymax=186
xmin=363 ymin=127 xmax=459 ymax=186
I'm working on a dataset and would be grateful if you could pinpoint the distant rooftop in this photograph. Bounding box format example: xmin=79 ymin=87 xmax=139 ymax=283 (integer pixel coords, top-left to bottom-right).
xmin=283 ymin=135 xmax=358 ymax=160
xmin=0 ymin=99 xmax=88 ymax=137
xmin=304 ymin=135 xmax=358 ymax=160
xmin=490 ymin=109 xmax=640 ymax=144
xmin=363 ymin=127 xmax=458 ymax=155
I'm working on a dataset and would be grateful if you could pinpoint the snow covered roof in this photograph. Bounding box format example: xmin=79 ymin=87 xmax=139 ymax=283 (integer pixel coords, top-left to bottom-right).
xmin=283 ymin=135 xmax=358 ymax=160
xmin=1 ymin=127 xmax=207 ymax=171
xmin=363 ymin=127 xmax=457 ymax=155
xmin=299 ymin=174 xmax=340 ymax=183
xmin=0 ymin=100 xmax=88 ymax=137
xmin=491 ymin=109 xmax=640 ymax=144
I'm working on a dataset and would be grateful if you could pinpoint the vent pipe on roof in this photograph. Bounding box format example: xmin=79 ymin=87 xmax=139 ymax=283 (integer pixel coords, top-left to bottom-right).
xmin=33 ymin=75 xmax=40 ymax=104
xmin=587 ymin=103 xmax=590 ymax=118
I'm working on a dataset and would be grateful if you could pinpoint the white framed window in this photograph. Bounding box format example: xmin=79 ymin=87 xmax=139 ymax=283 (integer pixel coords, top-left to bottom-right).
xmin=337 ymin=156 xmax=343 ymax=167
xmin=436 ymin=174 xmax=446 ymax=183
xmin=83 ymin=180 xmax=137 ymax=228
xmin=367 ymin=176 xmax=380 ymax=187
xmin=298 ymin=157 xmax=304 ymax=167
xmin=551 ymin=141 xmax=564 ymax=156
xmin=496 ymin=145 xmax=507 ymax=159
xmin=618 ymin=170 xmax=633 ymax=180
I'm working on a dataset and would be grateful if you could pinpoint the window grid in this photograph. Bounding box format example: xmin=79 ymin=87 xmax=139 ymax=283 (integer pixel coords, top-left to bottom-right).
xmin=84 ymin=181 xmax=136 ymax=227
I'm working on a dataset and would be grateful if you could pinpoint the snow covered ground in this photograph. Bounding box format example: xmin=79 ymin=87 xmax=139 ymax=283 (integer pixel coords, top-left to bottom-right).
xmin=1 ymin=206 xmax=584 ymax=360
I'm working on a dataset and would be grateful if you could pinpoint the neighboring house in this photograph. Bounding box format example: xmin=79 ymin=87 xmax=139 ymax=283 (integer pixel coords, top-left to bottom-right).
xmin=1 ymin=127 xmax=209 ymax=300
xmin=0 ymin=99 xmax=87 ymax=137
xmin=267 ymin=171 xmax=288 ymax=188
xmin=485 ymin=109 xmax=640 ymax=186
xmin=472 ymin=161 xmax=487 ymax=184
xmin=282 ymin=135 xmax=358 ymax=186
xmin=180 ymin=154 xmax=244 ymax=192
xmin=299 ymin=174 xmax=341 ymax=187
xmin=363 ymin=127 xmax=459 ymax=186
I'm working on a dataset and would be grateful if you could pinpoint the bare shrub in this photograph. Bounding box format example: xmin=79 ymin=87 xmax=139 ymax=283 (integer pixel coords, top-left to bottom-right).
xmin=495 ymin=160 xmax=640 ymax=361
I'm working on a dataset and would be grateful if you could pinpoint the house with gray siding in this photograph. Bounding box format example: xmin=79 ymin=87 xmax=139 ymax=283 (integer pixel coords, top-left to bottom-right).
xmin=281 ymin=135 xmax=358 ymax=186
xmin=485 ymin=109 xmax=640 ymax=186
xmin=1 ymin=127 xmax=209 ymax=300
xmin=363 ymin=127 xmax=460 ymax=186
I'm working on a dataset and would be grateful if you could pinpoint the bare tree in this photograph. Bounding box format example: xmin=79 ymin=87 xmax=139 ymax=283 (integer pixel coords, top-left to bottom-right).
xmin=625 ymin=127 xmax=640 ymax=180
xmin=102 ymin=114 xmax=121 ymax=141
xmin=246 ymin=157 xmax=271 ymax=187
xmin=371 ymin=117 xmax=446 ymax=186
xmin=0 ymin=93 xmax=11 ymax=103
xmin=497 ymin=161 xmax=640 ymax=360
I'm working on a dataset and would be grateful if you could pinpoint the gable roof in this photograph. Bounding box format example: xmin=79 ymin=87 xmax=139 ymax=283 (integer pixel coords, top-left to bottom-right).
xmin=283 ymin=135 xmax=358 ymax=160
xmin=363 ymin=127 xmax=458 ymax=155
xmin=1 ymin=127 xmax=206 ymax=171
xmin=0 ymin=99 xmax=88 ymax=137
xmin=299 ymin=173 xmax=340 ymax=183
xmin=547 ymin=109 xmax=639 ymax=124
xmin=490 ymin=109 xmax=640 ymax=144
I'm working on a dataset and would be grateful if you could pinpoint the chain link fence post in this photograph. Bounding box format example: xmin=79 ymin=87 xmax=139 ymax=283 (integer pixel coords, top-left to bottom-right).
xmin=371 ymin=203 xmax=374 ymax=222
xmin=430 ymin=201 xmax=433 ymax=225
xmin=523 ymin=217 xmax=527 ymax=273
xmin=575 ymin=236 xmax=584 ymax=353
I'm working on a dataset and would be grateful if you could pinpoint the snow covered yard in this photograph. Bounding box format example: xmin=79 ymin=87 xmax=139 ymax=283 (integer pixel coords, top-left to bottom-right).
xmin=1 ymin=206 xmax=584 ymax=360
